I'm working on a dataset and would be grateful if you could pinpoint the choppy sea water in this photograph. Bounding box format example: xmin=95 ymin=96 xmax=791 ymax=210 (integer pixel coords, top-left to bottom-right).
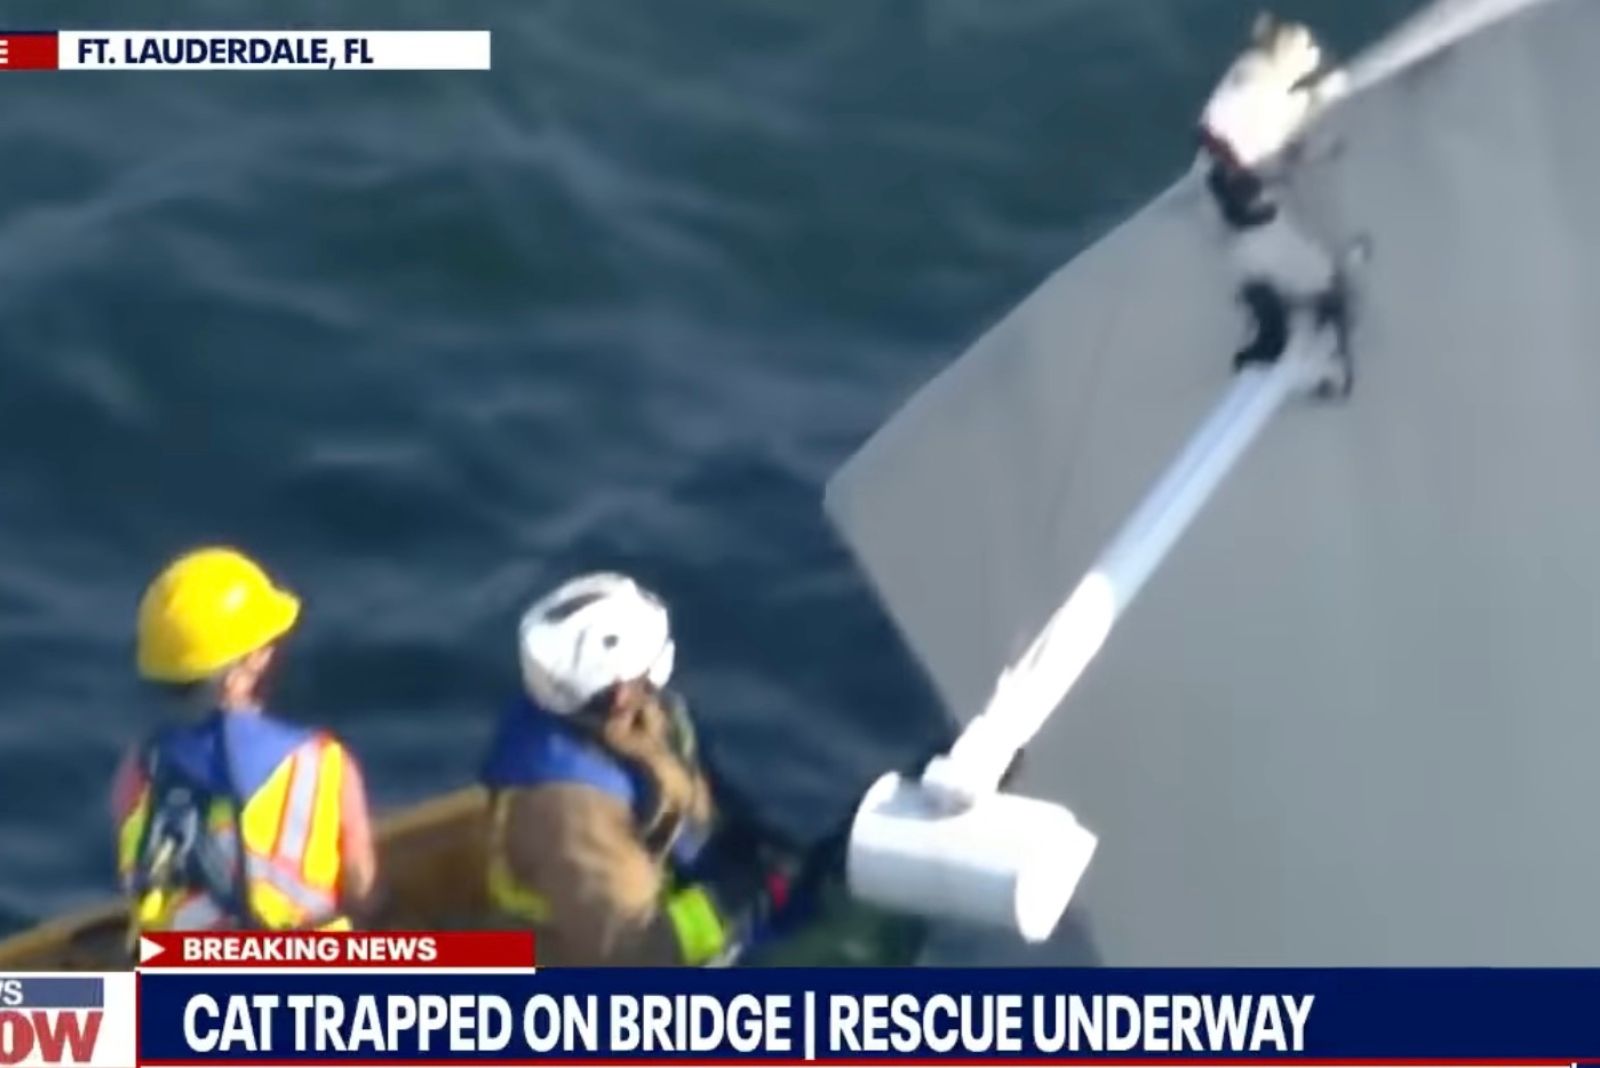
xmin=0 ymin=0 xmax=1415 ymax=936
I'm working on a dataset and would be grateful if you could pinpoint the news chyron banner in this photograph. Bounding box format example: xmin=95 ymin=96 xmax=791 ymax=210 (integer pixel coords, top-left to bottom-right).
xmin=0 ymin=32 xmax=489 ymax=71
xmin=4 ymin=932 xmax=1599 ymax=1064
xmin=102 ymin=931 xmax=1600 ymax=1066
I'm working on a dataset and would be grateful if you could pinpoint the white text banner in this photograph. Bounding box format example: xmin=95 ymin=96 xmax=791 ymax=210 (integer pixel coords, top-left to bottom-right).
xmin=57 ymin=31 xmax=490 ymax=71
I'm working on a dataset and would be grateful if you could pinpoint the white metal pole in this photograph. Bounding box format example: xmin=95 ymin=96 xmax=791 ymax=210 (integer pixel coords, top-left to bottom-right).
xmin=922 ymin=331 xmax=1337 ymax=804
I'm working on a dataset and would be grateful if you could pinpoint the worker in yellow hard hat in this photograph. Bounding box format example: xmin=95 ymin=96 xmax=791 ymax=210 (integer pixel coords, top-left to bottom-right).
xmin=110 ymin=547 xmax=377 ymax=935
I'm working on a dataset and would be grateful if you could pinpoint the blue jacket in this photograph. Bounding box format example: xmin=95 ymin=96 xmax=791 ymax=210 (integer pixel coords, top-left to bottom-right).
xmin=479 ymin=696 xmax=706 ymax=869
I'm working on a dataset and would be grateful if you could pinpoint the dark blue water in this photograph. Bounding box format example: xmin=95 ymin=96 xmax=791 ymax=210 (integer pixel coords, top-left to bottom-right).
xmin=0 ymin=0 xmax=1414 ymax=933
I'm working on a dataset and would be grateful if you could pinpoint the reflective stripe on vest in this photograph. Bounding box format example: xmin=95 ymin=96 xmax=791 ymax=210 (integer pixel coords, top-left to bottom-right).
xmin=485 ymin=792 xmax=553 ymax=925
xmin=160 ymin=894 xmax=352 ymax=934
xmin=120 ymin=734 xmax=348 ymax=932
xmin=663 ymin=884 xmax=729 ymax=966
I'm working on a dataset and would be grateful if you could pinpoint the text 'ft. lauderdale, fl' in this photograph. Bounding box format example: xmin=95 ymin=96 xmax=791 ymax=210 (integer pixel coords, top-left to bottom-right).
xmin=72 ymin=35 xmax=373 ymax=68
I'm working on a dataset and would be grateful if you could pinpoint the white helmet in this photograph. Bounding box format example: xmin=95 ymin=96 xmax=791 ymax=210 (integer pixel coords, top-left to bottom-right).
xmin=518 ymin=572 xmax=676 ymax=716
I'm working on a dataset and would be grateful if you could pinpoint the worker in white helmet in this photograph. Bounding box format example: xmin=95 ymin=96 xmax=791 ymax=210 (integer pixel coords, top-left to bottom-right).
xmin=1197 ymin=13 xmax=1351 ymax=390
xmin=478 ymin=573 xmax=800 ymax=966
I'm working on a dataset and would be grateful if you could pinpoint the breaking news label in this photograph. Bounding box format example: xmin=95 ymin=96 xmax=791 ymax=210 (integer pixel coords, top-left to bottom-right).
xmin=74 ymin=931 xmax=1600 ymax=1066
xmin=0 ymin=32 xmax=489 ymax=71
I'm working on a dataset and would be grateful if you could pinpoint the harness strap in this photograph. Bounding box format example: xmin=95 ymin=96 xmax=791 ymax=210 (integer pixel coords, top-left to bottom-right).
xmin=128 ymin=735 xmax=261 ymax=933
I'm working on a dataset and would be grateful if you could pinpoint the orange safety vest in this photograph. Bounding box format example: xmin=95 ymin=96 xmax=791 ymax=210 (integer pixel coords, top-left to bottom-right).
xmin=117 ymin=712 xmax=350 ymax=932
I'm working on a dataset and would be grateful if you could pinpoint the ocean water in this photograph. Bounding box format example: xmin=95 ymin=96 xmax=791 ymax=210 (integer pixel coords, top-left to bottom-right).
xmin=0 ymin=0 xmax=1416 ymax=935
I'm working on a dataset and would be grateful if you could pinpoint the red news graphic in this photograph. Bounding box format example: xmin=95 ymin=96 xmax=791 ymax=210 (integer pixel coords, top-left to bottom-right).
xmin=0 ymin=977 xmax=102 ymax=1066
xmin=138 ymin=930 xmax=536 ymax=969
xmin=0 ymin=32 xmax=58 ymax=70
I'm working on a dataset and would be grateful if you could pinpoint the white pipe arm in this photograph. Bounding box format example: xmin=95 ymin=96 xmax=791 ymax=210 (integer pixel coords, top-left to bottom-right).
xmin=921 ymin=326 xmax=1341 ymax=806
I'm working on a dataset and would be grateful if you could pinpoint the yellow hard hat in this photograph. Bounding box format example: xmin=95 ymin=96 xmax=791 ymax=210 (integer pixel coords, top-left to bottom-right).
xmin=136 ymin=547 xmax=301 ymax=683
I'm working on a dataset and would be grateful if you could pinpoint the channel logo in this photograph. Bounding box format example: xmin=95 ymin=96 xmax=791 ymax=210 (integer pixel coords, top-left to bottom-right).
xmin=0 ymin=978 xmax=102 ymax=1067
